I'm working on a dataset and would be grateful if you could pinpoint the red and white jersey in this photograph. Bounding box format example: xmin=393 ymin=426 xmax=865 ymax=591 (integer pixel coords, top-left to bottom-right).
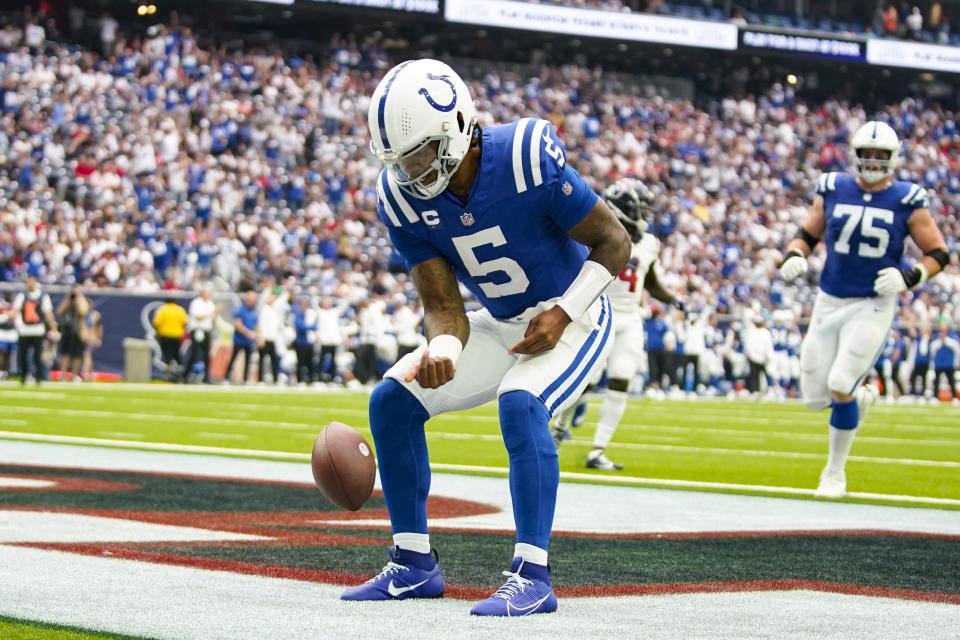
xmin=608 ymin=233 xmax=660 ymax=318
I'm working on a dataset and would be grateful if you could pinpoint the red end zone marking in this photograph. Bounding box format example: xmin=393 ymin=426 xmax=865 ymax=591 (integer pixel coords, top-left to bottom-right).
xmin=18 ymin=543 xmax=960 ymax=605
xmin=0 ymin=474 xmax=139 ymax=493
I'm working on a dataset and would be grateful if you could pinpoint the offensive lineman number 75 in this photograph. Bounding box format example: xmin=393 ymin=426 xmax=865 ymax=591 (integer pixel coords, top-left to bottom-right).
xmin=832 ymin=204 xmax=892 ymax=258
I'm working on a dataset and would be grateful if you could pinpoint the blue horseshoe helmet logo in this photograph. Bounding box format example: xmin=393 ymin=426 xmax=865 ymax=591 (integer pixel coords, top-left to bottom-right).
xmin=418 ymin=73 xmax=457 ymax=112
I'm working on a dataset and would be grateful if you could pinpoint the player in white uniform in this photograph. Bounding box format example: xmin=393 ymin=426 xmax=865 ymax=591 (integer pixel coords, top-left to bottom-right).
xmin=552 ymin=179 xmax=680 ymax=470
xmin=779 ymin=121 xmax=949 ymax=498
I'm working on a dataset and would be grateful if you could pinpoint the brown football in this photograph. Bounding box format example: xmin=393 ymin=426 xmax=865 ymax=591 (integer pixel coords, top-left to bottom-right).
xmin=311 ymin=421 xmax=376 ymax=511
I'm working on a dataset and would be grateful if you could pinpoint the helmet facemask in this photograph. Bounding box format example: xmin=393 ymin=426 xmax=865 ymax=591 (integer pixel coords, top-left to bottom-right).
xmin=852 ymin=147 xmax=895 ymax=184
xmin=384 ymin=129 xmax=467 ymax=200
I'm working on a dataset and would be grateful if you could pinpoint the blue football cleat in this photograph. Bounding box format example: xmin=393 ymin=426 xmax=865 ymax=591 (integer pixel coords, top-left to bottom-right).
xmin=470 ymin=558 xmax=557 ymax=616
xmin=341 ymin=546 xmax=445 ymax=601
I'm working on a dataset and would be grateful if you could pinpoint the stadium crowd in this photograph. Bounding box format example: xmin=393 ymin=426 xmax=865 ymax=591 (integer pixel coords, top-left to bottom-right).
xmin=0 ymin=12 xmax=957 ymax=396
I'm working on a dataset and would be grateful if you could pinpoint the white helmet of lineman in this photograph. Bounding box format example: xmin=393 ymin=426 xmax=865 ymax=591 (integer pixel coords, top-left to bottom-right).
xmin=368 ymin=59 xmax=477 ymax=200
xmin=849 ymin=121 xmax=901 ymax=184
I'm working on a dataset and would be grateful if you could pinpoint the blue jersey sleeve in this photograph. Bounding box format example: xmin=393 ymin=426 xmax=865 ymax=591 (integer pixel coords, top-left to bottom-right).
xmin=533 ymin=122 xmax=597 ymax=230
xmin=900 ymin=183 xmax=930 ymax=209
xmin=386 ymin=224 xmax=440 ymax=271
xmin=816 ymin=172 xmax=839 ymax=196
xmin=548 ymin=163 xmax=598 ymax=230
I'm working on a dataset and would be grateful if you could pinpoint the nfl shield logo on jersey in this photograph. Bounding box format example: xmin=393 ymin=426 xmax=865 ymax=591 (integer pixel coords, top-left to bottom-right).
xmin=460 ymin=212 xmax=475 ymax=226
xmin=562 ymin=181 xmax=573 ymax=196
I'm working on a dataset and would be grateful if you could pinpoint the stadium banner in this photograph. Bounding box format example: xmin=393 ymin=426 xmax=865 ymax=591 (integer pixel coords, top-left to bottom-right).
xmin=740 ymin=29 xmax=865 ymax=61
xmin=306 ymin=0 xmax=439 ymax=13
xmin=243 ymin=0 xmax=294 ymax=4
xmin=49 ymin=290 xmax=194 ymax=377
xmin=444 ymin=0 xmax=738 ymax=50
xmin=1 ymin=284 xmax=193 ymax=377
xmin=866 ymin=38 xmax=960 ymax=73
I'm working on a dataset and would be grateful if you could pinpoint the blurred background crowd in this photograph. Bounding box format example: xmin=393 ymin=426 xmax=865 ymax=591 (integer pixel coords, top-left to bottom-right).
xmin=0 ymin=0 xmax=957 ymax=400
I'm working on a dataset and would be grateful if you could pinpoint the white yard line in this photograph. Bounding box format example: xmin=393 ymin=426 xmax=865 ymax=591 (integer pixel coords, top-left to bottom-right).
xmin=2 ymin=405 xmax=318 ymax=432
xmin=195 ymin=432 xmax=250 ymax=441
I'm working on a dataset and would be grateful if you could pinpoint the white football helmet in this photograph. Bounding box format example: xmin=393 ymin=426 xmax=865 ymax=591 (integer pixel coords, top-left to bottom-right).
xmin=368 ymin=59 xmax=477 ymax=200
xmin=849 ymin=121 xmax=901 ymax=184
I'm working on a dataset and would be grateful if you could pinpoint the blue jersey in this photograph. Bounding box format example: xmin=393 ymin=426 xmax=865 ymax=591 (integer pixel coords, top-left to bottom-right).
xmin=233 ymin=304 xmax=258 ymax=347
xmin=377 ymin=119 xmax=598 ymax=319
xmin=817 ymin=172 xmax=927 ymax=298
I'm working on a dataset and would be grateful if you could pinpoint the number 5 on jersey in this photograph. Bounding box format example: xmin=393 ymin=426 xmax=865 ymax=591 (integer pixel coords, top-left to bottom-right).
xmin=451 ymin=226 xmax=530 ymax=298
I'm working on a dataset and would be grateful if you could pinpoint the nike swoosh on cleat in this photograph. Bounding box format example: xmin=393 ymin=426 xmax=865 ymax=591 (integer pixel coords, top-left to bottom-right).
xmin=506 ymin=592 xmax=552 ymax=616
xmin=387 ymin=578 xmax=430 ymax=598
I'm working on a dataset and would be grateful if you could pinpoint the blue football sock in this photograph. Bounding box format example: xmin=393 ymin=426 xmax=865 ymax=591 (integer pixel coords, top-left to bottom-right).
xmin=513 ymin=557 xmax=550 ymax=583
xmin=393 ymin=546 xmax=436 ymax=570
xmin=829 ymin=398 xmax=859 ymax=430
xmin=498 ymin=390 xmax=557 ymax=550
xmin=369 ymin=379 xmax=431 ymax=534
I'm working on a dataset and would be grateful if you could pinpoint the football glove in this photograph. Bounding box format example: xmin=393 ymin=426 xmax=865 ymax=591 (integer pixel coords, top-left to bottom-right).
xmin=779 ymin=249 xmax=808 ymax=281
xmin=873 ymin=265 xmax=927 ymax=297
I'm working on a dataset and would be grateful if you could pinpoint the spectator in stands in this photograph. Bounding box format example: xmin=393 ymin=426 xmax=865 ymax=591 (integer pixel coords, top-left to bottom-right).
xmin=293 ymin=297 xmax=318 ymax=385
xmin=392 ymin=300 xmax=424 ymax=362
xmin=23 ymin=19 xmax=44 ymax=54
xmin=226 ymin=289 xmax=258 ymax=384
xmin=742 ymin=308 xmax=774 ymax=397
xmin=56 ymin=286 xmax=88 ymax=381
xmin=353 ymin=299 xmax=385 ymax=386
xmin=256 ymin=287 xmax=284 ymax=384
xmin=898 ymin=1 xmax=912 ymax=36
xmin=82 ymin=304 xmax=103 ymax=382
xmin=153 ymin=298 xmax=188 ymax=382
xmin=644 ymin=307 xmax=671 ymax=396
xmin=930 ymin=320 xmax=960 ymax=402
xmin=0 ymin=292 xmax=15 ymax=380
xmin=872 ymin=5 xmax=888 ymax=35
xmin=12 ymin=275 xmax=57 ymax=385
xmin=883 ymin=3 xmax=899 ymax=34
xmin=906 ymin=6 xmax=924 ymax=39
xmin=907 ymin=323 xmax=933 ymax=397
xmin=98 ymin=12 xmax=118 ymax=57
xmin=317 ymin=296 xmax=347 ymax=383
xmin=184 ymin=285 xmax=219 ymax=384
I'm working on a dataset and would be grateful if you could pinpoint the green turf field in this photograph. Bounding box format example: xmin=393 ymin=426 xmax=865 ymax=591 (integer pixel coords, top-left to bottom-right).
xmin=0 ymin=617 xmax=142 ymax=640
xmin=1 ymin=383 xmax=958 ymax=506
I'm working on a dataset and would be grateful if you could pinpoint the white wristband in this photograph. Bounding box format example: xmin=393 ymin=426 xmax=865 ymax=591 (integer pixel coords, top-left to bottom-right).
xmin=427 ymin=334 xmax=463 ymax=367
xmin=917 ymin=263 xmax=929 ymax=284
xmin=555 ymin=260 xmax=615 ymax=322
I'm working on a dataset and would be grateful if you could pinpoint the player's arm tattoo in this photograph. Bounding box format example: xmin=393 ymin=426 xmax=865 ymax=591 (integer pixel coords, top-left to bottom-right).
xmin=643 ymin=266 xmax=677 ymax=304
xmin=566 ymin=199 xmax=631 ymax=275
xmin=411 ymin=257 xmax=470 ymax=344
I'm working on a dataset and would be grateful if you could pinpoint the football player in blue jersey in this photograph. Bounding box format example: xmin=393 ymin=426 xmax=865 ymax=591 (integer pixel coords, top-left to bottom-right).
xmin=779 ymin=120 xmax=949 ymax=498
xmin=340 ymin=59 xmax=630 ymax=615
